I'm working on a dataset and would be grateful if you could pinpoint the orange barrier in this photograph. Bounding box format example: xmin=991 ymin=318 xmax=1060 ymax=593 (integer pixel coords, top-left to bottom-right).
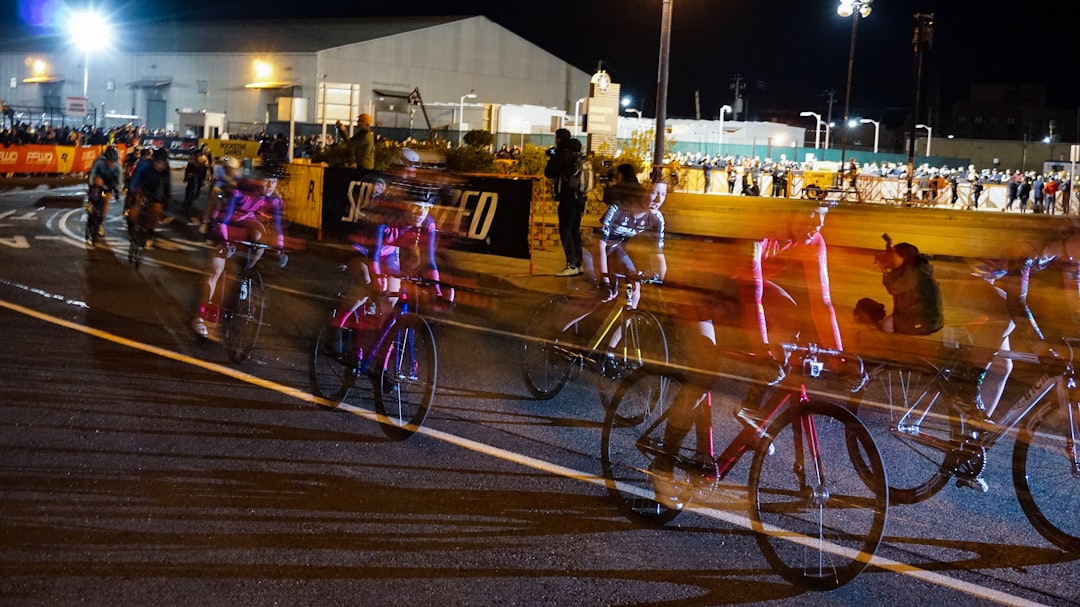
xmin=0 ymin=144 xmax=132 ymax=174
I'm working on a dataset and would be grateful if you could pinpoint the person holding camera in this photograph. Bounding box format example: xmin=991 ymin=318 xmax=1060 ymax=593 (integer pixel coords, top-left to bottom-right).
xmin=874 ymin=241 xmax=943 ymax=335
xmin=544 ymin=128 xmax=586 ymax=276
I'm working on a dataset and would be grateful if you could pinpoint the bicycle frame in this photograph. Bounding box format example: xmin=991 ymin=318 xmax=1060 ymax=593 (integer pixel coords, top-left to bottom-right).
xmin=342 ymin=275 xmax=430 ymax=375
xmin=562 ymin=273 xmax=660 ymax=366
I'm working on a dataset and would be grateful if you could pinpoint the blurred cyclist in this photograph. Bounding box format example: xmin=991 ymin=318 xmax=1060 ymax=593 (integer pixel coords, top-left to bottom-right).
xmin=201 ymin=156 xmax=243 ymax=234
xmin=87 ymin=145 xmax=122 ymax=238
xmin=126 ymin=147 xmax=171 ymax=250
xmin=191 ymin=166 xmax=285 ymax=340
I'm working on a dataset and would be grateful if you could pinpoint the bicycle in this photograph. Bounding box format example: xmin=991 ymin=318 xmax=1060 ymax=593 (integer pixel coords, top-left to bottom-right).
xmin=601 ymin=343 xmax=888 ymax=591
xmin=310 ymin=273 xmax=439 ymax=440
xmin=85 ymin=187 xmax=114 ymax=248
xmin=846 ymin=335 xmax=1080 ymax=551
xmin=521 ymin=272 xmax=668 ymax=411
xmin=197 ymin=240 xmax=287 ymax=364
xmin=125 ymin=195 xmax=167 ymax=268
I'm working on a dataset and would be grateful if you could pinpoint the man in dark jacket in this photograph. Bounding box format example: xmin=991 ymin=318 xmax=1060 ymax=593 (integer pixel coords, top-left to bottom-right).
xmin=544 ymin=128 xmax=585 ymax=276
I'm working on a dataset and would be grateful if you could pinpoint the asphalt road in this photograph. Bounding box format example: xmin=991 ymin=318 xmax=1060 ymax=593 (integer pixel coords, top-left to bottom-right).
xmin=0 ymin=184 xmax=1078 ymax=606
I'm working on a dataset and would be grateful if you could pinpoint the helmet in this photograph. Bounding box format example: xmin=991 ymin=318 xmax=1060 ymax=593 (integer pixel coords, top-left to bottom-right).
xmin=151 ymin=147 xmax=169 ymax=163
xmin=102 ymin=146 xmax=119 ymax=162
xmin=255 ymin=162 xmax=287 ymax=179
xmin=393 ymin=147 xmax=421 ymax=168
xmin=224 ymin=156 xmax=241 ymax=170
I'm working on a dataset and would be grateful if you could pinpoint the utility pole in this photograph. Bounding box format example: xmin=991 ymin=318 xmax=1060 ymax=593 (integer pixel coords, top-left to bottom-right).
xmin=730 ymin=74 xmax=746 ymax=120
xmin=905 ymin=13 xmax=934 ymax=202
xmin=823 ymin=89 xmax=837 ymax=126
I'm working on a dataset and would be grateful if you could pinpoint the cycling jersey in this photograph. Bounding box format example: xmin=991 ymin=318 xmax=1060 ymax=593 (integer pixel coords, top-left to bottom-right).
xmin=88 ymin=156 xmax=122 ymax=193
xmin=129 ymin=160 xmax=171 ymax=204
xmin=217 ymin=188 xmax=285 ymax=248
xmin=599 ymin=205 xmax=665 ymax=250
xmin=371 ymin=214 xmax=438 ymax=277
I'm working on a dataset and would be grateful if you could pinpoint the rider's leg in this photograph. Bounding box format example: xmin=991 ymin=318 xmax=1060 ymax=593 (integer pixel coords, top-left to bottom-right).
xmin=193 ymin=251 xmax=228 ymax=337
xmin=334 ymin=256 xmax=374 ymax=328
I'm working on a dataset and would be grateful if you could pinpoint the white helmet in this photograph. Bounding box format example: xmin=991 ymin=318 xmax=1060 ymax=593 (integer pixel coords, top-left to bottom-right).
xmin=394 ymin=147 xmax=420 ymax=167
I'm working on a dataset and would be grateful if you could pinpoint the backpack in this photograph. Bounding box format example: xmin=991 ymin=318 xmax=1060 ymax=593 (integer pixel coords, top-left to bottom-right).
xmin=568 ymin=154 xmax=595 ymax=194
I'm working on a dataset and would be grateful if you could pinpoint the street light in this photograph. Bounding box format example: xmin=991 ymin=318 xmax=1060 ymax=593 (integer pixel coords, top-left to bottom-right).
xmin=800 ymin=111 xmax=823 ymax=149
xmin=624 ymin=107 xmax=642 ymax=119
xmin=859 ymin=118 xmax=880 ymax=154
xmin=836 ymin=0 xmax=872 ymax=165
xmin=825 ymin=122 xmax=834 ymax=151
xmin=68 ymin=8 xmax=110 ymax=124
xmin=916 ymin=123 xmax=932 ymax=156
xmin=459 ymin=90 xmax=477 ymax=144
xmin=718 ymin=104 xmax=732 ymax=157
xmin=574 ymin=97 xmax=585 ymax=136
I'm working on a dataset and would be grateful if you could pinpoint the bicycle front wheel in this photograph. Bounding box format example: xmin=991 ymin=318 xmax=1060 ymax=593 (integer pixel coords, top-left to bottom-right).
xmin=224 ymin=272 xmax=265 ymax=363
xmin=1013 ymin=398 xmax=1080 ymax=552
xmin=749 ymin=400 xmax=888 ymax=591
xmin=596 ymin=308 xmax=669 ymax=411
xmin=601 ymin=370 xmax=692 ymax=525
xmin=310 ymin=320 xmax=357 ymax=404
xmin=85 ymin=209 xmax=101 ymax=247
xmin=374 ymin=312 xmax=437 ymax=440
xmin=521 ymin=294 xmax=576 ymax=399
xmin=849 ymin=363 xmax=964 ymax=505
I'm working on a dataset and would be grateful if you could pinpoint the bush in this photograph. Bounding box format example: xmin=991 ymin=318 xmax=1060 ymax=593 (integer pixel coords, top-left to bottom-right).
xmin=463 ymin=130 xmax=494 ymax=148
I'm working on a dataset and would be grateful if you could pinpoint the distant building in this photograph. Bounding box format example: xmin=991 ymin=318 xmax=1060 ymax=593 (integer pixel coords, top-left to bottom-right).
xmin=0 ymin=16 xmax=589 ymax=135
xmin=948 ymin=84 xmax=1075 ymax=144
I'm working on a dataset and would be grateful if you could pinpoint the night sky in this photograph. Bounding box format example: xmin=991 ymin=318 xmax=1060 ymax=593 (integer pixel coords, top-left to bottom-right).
xmin=11 ymin=0 xmax=1080 ymax=120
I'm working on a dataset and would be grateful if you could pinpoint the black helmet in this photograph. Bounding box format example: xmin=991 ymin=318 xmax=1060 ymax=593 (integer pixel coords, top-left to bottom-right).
xmin=103 ymin=145 xmax=119 ymax=162
xmin=151 ymin=147 xmax=169 ymax=162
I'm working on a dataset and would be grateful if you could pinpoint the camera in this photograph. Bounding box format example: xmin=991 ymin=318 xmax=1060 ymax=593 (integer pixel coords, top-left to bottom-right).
xmin=545 ymin=146 xmax=557 ymax=158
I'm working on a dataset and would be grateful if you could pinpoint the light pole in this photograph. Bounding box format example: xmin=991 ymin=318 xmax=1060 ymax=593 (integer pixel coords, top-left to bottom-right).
xmin=837 ymin=0 xmax=872 ymax=166
xmin=718 ymin=104 xmax=732 ymax=157
xmin=825 ymin=122 xmax=833 ymax=151
xmin=859 ymin=118 xmax=880 ymax=153
xmin=652 ymin=0 xmax=674 ymax=182
xmin=799 ymin=111 xmax=823 ymax=149
xmin=68 ymin=10 xmax=110 ymax=125
xmin=916 ymin=123 xmax=932 ymax=156
xmin=458 ymin=90 xmax=476 ymax=144
xmin=574 ymin=97 xmax=585 ymax=136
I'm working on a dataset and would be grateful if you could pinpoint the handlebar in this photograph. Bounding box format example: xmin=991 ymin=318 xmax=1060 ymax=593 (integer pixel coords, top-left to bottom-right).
xmin=600 ymin=271 xmax=663 ymax=286
xmin=778 ymin=342 xmax=867 ymax=389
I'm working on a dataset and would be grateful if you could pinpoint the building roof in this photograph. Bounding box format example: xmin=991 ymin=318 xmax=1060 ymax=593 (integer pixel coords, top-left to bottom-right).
xmin=0 ymin=16 xmax=473 ymax=54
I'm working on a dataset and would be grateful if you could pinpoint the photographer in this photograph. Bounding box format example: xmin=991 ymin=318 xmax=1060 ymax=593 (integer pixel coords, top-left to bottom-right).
xmin=874 ymin=241 xmax=943 ymax=335
xmin=544 ymin=128 xmax=586 ymax=276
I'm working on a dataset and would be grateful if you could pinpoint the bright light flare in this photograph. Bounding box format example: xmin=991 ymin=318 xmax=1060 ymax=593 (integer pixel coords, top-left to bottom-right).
xmin=68 ymin=10 xmax=110 ymax=52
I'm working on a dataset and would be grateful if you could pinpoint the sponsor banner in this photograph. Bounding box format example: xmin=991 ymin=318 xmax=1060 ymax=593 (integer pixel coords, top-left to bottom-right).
xmin=277 ymin=162 xmax=324 ymax=231
xmin=0 ymin=144 xmax=62 ymax=173
xmin=322 ymin=169 xmax=532 ymax=259
xmin=70 ymin=146 xmax=101 ymax=173
xmin=137 ymin=135 xmax=200 ymax=156
xmin=199 ymin=139 xmax=260 ymax=162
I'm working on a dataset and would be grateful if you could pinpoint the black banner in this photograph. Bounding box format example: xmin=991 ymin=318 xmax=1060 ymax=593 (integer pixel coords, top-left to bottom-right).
xmin=322 ymin=169 xmax=532 ymax=260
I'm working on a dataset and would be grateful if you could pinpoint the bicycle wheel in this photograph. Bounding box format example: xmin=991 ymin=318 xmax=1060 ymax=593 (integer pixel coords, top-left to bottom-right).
xmin=595 ymin=308 xmax=669 ymax=410
xmin=374 ymin=312 xmax=437 ymax=440
xmin=85 ymin=208 xmax=100 ymax=247
xmin=749 ymin=400 xmax=888 ymax=591
xmin=127 ymin=226 xmax=143 ymax=267
xmin=848 ymin=363 xmax=964 ymax=505
xmin=310 ymin=319 xmax=357 ymax=404
xmin=601 ymin=370 xmax=694 ymax=525
xmin=1013 ymin=398 xmax=1080 ymax=551
xmin=224 ymin=271 xmax=265 ymax=363
xmin=521 ymin=294 xmax=577 ymax=399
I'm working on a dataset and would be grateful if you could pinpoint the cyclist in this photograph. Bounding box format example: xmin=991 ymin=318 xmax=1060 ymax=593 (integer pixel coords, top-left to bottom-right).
xmin=87 ymin=145 xmax=122 ymax=240
xmin=191 ymin=166 xmax=286 ymax=340
xmin=651 ymin=203 xmax=842 ymax=509
xmin=199 ymin=156 xmax=242 ymax=235
xmin=594 ymin=166 xmax=668 ymax=305
xmin=126 ymin=147 xmax=172 ymax=250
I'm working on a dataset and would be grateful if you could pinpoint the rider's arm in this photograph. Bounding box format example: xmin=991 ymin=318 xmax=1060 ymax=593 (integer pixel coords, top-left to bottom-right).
xmin=803 ymin=232 xmax=844 ymax=350
xmin=217 ymin=191 xmax=241 ymax=242
xmin=372 ymin=224 xmax=388 ymax=291
xmin=420 ymin=219 xmax=444 ymax=298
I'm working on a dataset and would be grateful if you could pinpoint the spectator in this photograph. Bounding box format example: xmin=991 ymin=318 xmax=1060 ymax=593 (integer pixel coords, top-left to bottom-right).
xmin=544 ymin=128 xmax=586 ymax=276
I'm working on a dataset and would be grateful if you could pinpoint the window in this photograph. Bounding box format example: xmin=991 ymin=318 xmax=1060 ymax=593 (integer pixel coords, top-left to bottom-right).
xmin=197 ymin=80 xmax=208 ymax=94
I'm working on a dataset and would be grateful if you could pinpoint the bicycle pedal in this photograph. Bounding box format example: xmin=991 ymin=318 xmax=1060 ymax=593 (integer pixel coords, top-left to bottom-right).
xmin=956 ymin=476 xmax=989 ymax=493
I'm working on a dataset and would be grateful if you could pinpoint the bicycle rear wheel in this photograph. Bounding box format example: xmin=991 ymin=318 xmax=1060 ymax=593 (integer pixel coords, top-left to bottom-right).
xmin=374 ymin=312 xmax=437 ymax=440
xmin=224 ymin=272 xmax=265 ymax=363
xmin=127 ymin=226 xmax=144 ymax=267
xmin=596 ymin=308 xmax=669 ymax=410
xmin=601 ymin=370 xmax=694 ymax=525
xmin=310 ymin=319 xmax=357 ymax=404
xmin=85 ymin=208 xmax=101 ymax=247
xmin=749 ymin=400 xmax=888 ymax=591
xmin=521 ymin=294 xmax=576 ymax=399
xmin=1013 ymin=398 xmax=1080 ymax=552
xmin=848 ymin=363 xmax=964 ymax=505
